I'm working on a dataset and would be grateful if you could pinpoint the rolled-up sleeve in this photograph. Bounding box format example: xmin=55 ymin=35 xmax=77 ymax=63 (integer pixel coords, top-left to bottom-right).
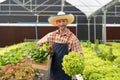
xmin=71 ymin=37 xmax=83 ymax=54
xmin=36 ymin=33 xmax=50 ymax=46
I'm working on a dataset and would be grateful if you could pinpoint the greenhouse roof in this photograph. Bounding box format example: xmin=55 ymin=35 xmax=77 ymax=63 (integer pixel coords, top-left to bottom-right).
xmin=66 ymin=0 xmax=112 ymax=18
xmin=0 ymin=0 xmax=6 ymax=3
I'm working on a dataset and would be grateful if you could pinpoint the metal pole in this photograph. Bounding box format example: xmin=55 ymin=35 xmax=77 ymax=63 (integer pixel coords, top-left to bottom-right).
xmin=9 ymin=0 xmax=11 ymax=15
xmin=76 ymin=15 xmax=78 ymax=37
xmin=23 ymin=0 xmax=25 ymax=5
xmin=94 ymin=15 xmax=96 ymax=43
xmin=102 ymin=9 xmax=107 ymax=43
xmin=35 ymin=14 xmax=39 ymax=40
xmin=30 ymin=0 xmax=32 ymax=11
xmin=87 ymin=18 xmax=90 ymax=41
xmin=61 ymin=0 xmax=65 ymax=11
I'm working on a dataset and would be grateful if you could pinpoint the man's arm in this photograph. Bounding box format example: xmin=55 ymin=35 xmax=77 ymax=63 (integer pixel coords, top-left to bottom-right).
xmin=71 ymin=37 xmax=84 ymax=57
xmin=36 ymin=33 xmax=49 ymax=48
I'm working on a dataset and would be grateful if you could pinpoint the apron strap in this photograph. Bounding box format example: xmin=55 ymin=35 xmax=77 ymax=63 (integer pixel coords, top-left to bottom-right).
xmin=51 ymin=31 xmax=56 ymax=48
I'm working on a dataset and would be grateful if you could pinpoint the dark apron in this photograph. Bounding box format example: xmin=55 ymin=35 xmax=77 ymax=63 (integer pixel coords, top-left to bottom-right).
xmin=49 ymin=43 xmax=72 ymax=80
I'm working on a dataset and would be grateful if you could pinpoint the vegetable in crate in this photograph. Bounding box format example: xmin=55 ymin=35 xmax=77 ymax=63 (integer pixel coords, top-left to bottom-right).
xmin=62 ymin=51 xmax=84 ymax=76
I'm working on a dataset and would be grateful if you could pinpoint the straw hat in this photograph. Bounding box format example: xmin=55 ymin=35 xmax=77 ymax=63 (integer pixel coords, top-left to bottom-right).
xmin=48 ymin=11 xmax=74 ymax=26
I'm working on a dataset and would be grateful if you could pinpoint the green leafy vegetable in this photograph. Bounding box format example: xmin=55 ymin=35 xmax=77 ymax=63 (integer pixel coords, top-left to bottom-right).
xmin=62 ymin=51 xmax=84 ymax=76
xmin=28 ymin=42 xmax=50 ymax=62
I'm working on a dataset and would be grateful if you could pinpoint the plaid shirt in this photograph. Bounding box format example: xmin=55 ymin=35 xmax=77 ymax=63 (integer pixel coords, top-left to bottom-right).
xmin=37 ymin=28 xmax=83 ymax=54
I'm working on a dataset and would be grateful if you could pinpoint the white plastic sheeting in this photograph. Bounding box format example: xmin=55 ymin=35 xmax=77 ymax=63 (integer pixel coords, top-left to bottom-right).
xmin=66 ymin=0 xmax=112 ymax=18
xmin=0 ymin=0 xmax=6 ymax=3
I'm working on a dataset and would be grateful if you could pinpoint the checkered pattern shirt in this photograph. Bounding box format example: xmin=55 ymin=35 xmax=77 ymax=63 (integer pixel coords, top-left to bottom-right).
xmin=37 ymin=28 xmax=83 ymax=54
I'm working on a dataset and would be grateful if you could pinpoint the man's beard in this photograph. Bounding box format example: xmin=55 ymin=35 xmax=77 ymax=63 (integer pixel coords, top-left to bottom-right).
xmin=59 ymin=26 xmax=66 ymax=31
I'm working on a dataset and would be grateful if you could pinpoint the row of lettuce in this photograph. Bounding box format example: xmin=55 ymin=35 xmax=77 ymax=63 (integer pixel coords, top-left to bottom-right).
xmin=0 ymin=42 xmax=50 ymax=66
xmin=0 ymin=41 xmax=120 ymax=80
xmin=82 ymin=41 xmax=120 ymax=80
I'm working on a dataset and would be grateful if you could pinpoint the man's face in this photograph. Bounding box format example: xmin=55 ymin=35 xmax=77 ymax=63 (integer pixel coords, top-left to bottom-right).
xmin=56 ymin=19 xmax=68 ymax=30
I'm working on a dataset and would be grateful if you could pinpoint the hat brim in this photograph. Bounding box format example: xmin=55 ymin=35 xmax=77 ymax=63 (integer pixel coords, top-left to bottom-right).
xmin=48 ymin=14 xmax=74 ymax=26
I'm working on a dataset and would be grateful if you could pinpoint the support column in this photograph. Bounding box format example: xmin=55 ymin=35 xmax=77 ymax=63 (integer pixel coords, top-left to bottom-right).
xmin=87 ymin=18 xmax=90 ymax=41
xmin=76 ymin=15 xmax=78 ymax=37
xmin=35 ymin=14 xmax=39 ymax=40
xmin=61 ymin=0 xmax=65 ymax=11
xmin=94 ymin=15 xmax=96 ymax=43
xmin=102 ymin=9 xmax=107 ymax=43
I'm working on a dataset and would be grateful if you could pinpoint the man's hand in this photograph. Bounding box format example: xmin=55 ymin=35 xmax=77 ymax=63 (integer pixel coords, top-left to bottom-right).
xmin=47 ymin=47 xmax=54 ymax=56
xmin=81 ymin=53 xmax=84 ymax=58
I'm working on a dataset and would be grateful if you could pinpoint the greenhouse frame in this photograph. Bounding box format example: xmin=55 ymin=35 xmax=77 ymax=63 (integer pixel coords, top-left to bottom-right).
xmin=0 ymin=1 xmax=120 ymax=80
xmin=0 ymin=0 xmax=120 ymax=47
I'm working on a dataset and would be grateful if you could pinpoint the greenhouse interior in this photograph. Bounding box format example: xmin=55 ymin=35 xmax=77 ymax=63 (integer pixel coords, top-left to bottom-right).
xmin=0 ymin=0 xmax=120 ymax=80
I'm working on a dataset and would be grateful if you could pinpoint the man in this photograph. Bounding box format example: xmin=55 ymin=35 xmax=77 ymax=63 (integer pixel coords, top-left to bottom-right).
xmin=36 ymin=11 xmax=83 ymax=80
